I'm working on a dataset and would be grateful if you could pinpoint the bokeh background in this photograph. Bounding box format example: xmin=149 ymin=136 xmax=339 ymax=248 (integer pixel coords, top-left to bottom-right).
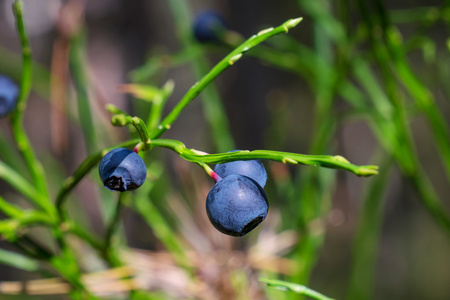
xmin=0 ymin=0 xmax=450 ymax=299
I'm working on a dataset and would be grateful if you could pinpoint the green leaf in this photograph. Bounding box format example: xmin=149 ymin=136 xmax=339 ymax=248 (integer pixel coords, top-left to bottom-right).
xmin=120 ymin=84 xmax=161 ymax=102
xmin=260 ymin=278 xmax=335 ymax=300
xmin=0 ymin=248 xmax=40 ymax=271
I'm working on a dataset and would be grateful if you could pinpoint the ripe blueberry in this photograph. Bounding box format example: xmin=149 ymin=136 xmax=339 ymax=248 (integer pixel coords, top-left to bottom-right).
xmin=99 ymin=148 xmax=147 ymax=192
xmin=206 ymin=174 xmax=268 ymax=237
xmin=214 ymin=156 xmax=268 ymax=188
xmin=193 ymin=11 xmax=226 ymax=43
xmin=0 ymin=75 xmax=19 ymax=118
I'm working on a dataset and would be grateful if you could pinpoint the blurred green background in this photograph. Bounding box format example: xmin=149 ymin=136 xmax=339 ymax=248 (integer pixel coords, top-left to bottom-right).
xmin=0 ymin=0 xmax=450 ymax=299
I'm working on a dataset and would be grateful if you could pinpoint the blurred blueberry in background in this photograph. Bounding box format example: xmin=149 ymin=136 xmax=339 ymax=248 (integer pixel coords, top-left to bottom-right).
xmin=193 ymin=11 xmax=226 ymax=42
xmin=0 ymin=74 xmax=19 ymax=118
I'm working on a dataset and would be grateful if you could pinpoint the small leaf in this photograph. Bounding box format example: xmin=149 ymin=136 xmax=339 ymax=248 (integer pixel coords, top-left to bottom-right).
xmin=0 ymin=248 xmax=40 ymax=271
xmin=119 ymin=84 xmax=161 ymax=102
xmin=260 ymin=278 xmax=335 ymax=300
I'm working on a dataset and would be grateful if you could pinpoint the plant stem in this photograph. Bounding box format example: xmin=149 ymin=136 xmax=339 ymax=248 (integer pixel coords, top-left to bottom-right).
xmin=10 ymin=0 xmax=50 ymax=203
xmin=150 ymin=139 xmax=378 ymax=176
xmin=148 ymin=17 xmax=303 ymax=140
xmin=110 ymin=115 xmax=151 ymax=151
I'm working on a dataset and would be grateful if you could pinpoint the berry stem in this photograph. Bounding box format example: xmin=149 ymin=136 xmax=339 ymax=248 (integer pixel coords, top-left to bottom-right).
xmin=150 ymin=139 xmax=378 ymax=177
xmin=200 ymin=163 xmax=222 ymax=183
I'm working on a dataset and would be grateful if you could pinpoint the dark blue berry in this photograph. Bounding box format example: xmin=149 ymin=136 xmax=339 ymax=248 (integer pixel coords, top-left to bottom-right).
xmin=99 ymin=148 xmax=147 ymax=192
xmin=193 ymin=11 xmax=226 ymax=43
xmin=206 ymin=174 xmax=268 ymax=237
xmin=214 ymin=156 xmax=268 ymax=188
xmin=0 ymin=75 xmax=19 ymax=118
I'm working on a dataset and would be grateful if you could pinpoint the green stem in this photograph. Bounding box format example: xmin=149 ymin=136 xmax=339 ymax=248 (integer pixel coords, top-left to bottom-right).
xmin=148 ymin=17 xmax=303 ymax=140
xmin=10 ymin=0 xmax=49 ymax=202
xmin=0 ymin=45 xmax=51 ymax=99
xmin=111 ymin=115 xmax=151 ymax=151
xmin=0 ymin=195 xmax=23 ymax=219
xmin=150 ymin=139 xmax=378 ymax=176
xmin=0 ymin=213 xmax=55 ymax=235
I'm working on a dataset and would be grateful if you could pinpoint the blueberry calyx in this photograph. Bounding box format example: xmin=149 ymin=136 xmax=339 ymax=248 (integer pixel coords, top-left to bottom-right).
xmin=105 ymin=176 xmax=125 ymax=191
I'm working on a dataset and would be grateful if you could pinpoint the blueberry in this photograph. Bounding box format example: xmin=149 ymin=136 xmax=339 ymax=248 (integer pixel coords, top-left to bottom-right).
xmin=214 ymin=155 xmax=268 ymax=188
xmin=206 ymin=174 xmax=268 ymax=237
xmin=193 ymin=11 xmax=226 ymax=43
xmin=0 ymin=75 xmax=19 ymax=118
xmin=99 ymin=148 xmax=147 ymax=192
